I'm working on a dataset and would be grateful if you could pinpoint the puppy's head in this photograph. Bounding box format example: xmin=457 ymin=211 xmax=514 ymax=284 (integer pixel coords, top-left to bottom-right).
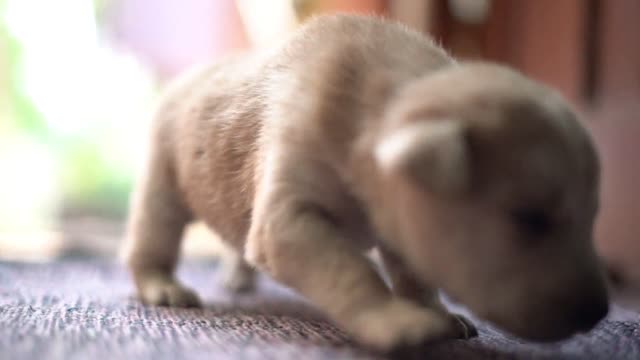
xmin=375 ymin=63 xmax=608 ymax=341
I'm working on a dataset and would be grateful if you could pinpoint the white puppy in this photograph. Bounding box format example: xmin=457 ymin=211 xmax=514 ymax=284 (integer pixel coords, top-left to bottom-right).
xmin=124 ymin=14 xmax=608 ymax=350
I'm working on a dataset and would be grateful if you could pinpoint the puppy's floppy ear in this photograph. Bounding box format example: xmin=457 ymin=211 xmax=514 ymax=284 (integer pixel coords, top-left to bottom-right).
xmin=375 ymin=120 xmax=469 ymax=195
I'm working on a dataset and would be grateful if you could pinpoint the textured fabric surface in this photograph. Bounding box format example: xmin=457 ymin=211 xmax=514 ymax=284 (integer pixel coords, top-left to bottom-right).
xmin=1 ymin=260 xmax=640 ymax=360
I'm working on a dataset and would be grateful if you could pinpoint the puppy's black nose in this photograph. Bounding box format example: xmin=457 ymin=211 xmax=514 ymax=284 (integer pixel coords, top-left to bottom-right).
xmin=572 ymin=299 xmax=609 ymax=331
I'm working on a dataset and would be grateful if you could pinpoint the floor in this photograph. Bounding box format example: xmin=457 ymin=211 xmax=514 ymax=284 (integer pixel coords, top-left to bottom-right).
xmin=2 ymin=259 xmax=640 ymax=360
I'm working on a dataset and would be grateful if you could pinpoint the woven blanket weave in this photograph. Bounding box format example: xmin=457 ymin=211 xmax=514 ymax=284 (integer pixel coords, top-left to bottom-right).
xmin=1 ymin=260 xmax=639 ymax=359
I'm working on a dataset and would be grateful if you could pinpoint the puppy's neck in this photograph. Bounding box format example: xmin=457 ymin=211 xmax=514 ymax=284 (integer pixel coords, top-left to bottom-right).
xmin=346 ymin=69 xmax=459 ymax=253
xmin=346 ymin=113 xmax=415 ymax=254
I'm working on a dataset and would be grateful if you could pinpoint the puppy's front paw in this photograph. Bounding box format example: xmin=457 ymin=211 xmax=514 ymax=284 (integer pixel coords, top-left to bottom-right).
xmin=138 ymin=277 xmax=201 ymax=307
xmin=348 ymin=299 xmax=463 ymax=351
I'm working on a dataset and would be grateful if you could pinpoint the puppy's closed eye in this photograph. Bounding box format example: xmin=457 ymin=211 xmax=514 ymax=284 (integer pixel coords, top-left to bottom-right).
xmin=510 ymin=207 xmax=552 ymax=236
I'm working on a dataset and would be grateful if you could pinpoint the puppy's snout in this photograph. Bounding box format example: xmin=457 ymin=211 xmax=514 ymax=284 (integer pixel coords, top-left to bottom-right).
xmin=571 ymin=299 xmax=608 ymax=331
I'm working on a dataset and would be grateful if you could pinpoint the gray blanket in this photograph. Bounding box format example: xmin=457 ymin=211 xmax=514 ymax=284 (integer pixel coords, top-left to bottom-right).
xmin=1 ymin=260 xmax=639 ymax=359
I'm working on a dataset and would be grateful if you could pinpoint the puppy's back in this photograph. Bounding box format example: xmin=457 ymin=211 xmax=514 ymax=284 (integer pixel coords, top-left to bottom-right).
xmin=160 ymin=15 xmax=455 ymax=247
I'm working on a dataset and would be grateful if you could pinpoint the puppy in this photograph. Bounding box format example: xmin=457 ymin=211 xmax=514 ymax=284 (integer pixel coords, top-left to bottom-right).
xmin=124 ymin=14 xmax=609 ymax=350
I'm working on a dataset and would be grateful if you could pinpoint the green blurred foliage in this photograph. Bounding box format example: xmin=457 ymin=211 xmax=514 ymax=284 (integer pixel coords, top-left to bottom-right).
xmin=0 ymin=0 xmax=138 ymax=218
xmin=1 ymin=3 xmax=48 ymax=139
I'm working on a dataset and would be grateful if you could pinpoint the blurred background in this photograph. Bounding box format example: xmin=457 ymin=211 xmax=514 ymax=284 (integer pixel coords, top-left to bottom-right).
xmin=0 ymin=0 xmax=638 ymax=289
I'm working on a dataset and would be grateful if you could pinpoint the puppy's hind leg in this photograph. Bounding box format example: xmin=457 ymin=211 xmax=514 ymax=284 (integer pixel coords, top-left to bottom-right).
xmin=123 ymin=143 xmax=201 ymax=307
